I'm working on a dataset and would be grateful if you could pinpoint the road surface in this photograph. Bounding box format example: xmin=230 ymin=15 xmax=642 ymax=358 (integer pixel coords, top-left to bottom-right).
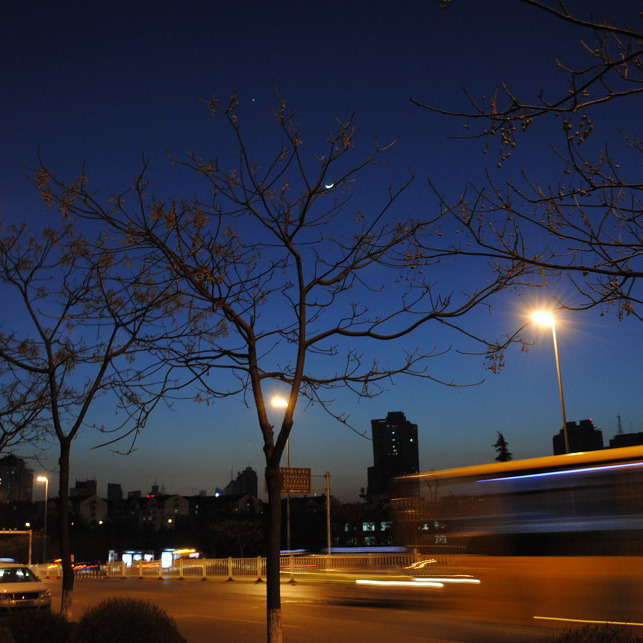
xmin=47 ymin=577 xmax=564 ymax=642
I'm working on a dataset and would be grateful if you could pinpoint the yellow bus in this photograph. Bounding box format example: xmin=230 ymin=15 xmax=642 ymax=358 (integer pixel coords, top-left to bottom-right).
xmin=392 ymin=446 xmax=643 ymax=627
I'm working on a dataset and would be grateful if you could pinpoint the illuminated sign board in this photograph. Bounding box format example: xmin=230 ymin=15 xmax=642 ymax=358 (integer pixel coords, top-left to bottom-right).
xmin=264 ymin=467 xmax=312 ymax=493
xmin=279 ymin=467 xmax=311 ymax=494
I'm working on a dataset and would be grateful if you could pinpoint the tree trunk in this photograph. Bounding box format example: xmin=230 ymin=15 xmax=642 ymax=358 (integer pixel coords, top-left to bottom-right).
xmin=58 ymin=441 xmax=74 ymax=619
xmin=265 ymin=465 xmax=283 ymax=643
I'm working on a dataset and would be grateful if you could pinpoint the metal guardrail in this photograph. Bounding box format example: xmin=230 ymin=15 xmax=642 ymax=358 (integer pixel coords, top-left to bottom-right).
xmin=32 ymin=553 xmax=438 ymax=582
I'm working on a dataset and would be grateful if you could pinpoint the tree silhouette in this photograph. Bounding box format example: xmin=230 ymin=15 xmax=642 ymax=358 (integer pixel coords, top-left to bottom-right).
xmin=36 ymin=95 xmax=525 ymax=641
xmin=0 ymin=223 xmax=178 ymax=617
xmin=494 ymin=432 xmax=512 ymax=462
xmin=420 ymin=0 xmax=643 ymax=321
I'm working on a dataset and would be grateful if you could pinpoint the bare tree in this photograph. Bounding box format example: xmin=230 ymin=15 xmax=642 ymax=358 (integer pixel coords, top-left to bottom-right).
xmin=418 ymin=0 xmax=643 ymax=320
xmin=36 ymin=95 xmax=527 ymax=641
xmin=0 ymin=223 xmax=178 ymax=617
xmin=0 ymin=373 xmax=48 ymax=455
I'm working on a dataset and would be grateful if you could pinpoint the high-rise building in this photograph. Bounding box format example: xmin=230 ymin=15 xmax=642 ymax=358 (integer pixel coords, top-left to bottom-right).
xmin=224 ymin=466 xmax=258 ymax=497
xmin=367 ymin=411 xmax=419 ymax=498
xmin=107 ymin=483 xmax=123 ymax=503
xmin=0 ymin=454 xmax=33 ymax=503
xmin=553 ymin=418 xmax=603 ymax=455
xmin=107 ymin=483 xmax=124 ymax=514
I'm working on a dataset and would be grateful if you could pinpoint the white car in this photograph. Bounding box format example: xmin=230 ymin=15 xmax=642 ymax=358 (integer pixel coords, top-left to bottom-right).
xmin=0 ymin=563 xmax=51 ymax=612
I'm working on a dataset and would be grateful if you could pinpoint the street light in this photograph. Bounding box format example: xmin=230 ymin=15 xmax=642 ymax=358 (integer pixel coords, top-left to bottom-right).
xmin=271 ymin=396 xmax=292 ymax=555
xmin=271 ymin=396 xmax=290 ymax=469
xmin=530 ymin=310 xmax=570 ymax=454
xmin=36 ymin=476 xmax=49 ymax=563
xmin=271 ymin=395 xmax=288 ymax=410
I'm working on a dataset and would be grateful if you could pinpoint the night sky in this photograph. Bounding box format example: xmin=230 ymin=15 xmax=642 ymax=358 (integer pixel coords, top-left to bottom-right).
xmin=2 ymin=0 xmax=642 ymax=501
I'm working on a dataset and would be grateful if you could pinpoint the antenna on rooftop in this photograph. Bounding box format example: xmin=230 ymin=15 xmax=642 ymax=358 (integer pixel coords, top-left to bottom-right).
xmin=617 ymin=414 xmax=623 ymax=434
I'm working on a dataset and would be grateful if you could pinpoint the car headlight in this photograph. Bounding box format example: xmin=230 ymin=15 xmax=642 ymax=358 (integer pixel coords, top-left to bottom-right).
xmin=40 ymin=589 xmax=51 ymax=598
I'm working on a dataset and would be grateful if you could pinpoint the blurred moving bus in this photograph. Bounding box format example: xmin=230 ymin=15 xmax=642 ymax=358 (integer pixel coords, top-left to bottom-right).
xmin=392 ymin=446 xmax=643 ymax=626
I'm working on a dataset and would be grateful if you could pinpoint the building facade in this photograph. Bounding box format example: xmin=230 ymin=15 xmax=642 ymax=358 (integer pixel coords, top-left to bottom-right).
xmin=609 ymin=432 xmax=643 ymax=449
xmin=71 ymin=479 xmax=97 ymax=499
xmin=76 ymin=494 xmax=109 ymax=526
xmin=553 ymin=418 xmax=604 ymax=455
xmin=223 ymin=466 xmax=258 ymax=497
xmin=367 ymin=411 xmax=419 ymax=498
xmin=0 ymin=454 xmax=33 ymax=503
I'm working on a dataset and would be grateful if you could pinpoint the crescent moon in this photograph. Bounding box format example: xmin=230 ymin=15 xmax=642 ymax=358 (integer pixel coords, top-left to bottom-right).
xmin=324 ymin=182 xmax=334 ymax=189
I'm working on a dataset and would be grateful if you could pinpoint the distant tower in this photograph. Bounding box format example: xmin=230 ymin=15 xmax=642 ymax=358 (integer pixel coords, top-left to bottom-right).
xmin=618 ymin=414 xmax=623 ymax=434
xmin=367 ymin=411 xmax=419 ymax=499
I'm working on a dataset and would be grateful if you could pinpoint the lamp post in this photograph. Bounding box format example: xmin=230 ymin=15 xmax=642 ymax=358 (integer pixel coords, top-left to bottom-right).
xmin=271 ymin=396 xmax=291 ymax=553
xmin=36 ymin=476 xmax=49 ymax=563
xmin=530 ymin=311 xmax=570 ymax=454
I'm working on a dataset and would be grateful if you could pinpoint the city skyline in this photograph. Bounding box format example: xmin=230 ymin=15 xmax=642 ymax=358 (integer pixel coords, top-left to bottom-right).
xmin=3 ymin=1 xmax=642 ymax=503
xmin=25 ymin=385 xmax=642 ymax=504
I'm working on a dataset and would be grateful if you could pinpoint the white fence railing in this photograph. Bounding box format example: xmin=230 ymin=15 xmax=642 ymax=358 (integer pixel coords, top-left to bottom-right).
xmin=32 ymin=553 xmax=438 ymax=582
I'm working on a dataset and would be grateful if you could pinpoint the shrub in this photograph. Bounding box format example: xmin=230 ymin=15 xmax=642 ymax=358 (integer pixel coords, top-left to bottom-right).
xmin=76 ymin=597 xmax=186 ymax=643
xmin=1 ymin=609 xmax=72 ymax=643
xmin=552 ymin=624 xmax=643 ymax=642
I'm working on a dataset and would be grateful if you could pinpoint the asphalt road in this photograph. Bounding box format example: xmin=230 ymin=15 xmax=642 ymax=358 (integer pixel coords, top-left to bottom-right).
xmin=47 ymin=577 xmax=564 ymax=642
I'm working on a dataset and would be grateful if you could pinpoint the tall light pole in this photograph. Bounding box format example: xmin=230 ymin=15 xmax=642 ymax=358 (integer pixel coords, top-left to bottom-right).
xmin=36 ymin=476 xmax=49 ymax=563
xmin=271 ymin=396 xmax=291 ymax=553
xmin=530 ymin=311 xmax=570 ymax=454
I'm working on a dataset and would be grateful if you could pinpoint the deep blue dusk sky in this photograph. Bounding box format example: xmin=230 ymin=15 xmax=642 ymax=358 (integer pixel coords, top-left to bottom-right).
xmin=2 ymin=0 xmax=641 ymax=501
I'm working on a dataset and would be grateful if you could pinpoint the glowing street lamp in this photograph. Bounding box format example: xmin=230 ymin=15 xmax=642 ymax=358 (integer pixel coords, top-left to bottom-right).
xmin=36 ymin=476 xmax=49 ymax=563
xmin=270 ymin=396 xmax=290 ymax=465
xmin=271 ymin=395 xmax=288 ymax=410
xmin=530 ymin=310 xmax=570 ymax=454
xmin=271 ymin=395 xmax=293 ymax=556
xmin=271 ymin=395 xmax=331 ymax=558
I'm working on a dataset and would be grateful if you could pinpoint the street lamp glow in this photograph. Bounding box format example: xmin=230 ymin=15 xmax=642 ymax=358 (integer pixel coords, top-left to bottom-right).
xmin=271 ymin=395 xmax=288 ymax=409
xmin=529 ymin=309 xmax=570 ymax=454
xmin=271 ymin=393 xmax=294 ymax=561
xmin=531 ymin=310 xmax=555 ymax=327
